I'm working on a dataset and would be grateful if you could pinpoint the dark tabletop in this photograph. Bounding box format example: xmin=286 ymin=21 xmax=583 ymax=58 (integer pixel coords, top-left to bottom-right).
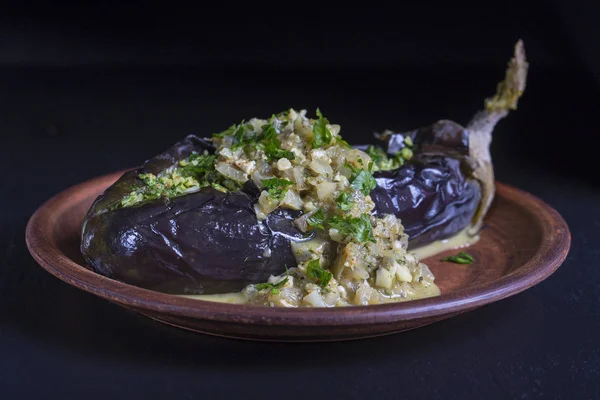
xmin=0 ymin=64 xmax=598 ymax=399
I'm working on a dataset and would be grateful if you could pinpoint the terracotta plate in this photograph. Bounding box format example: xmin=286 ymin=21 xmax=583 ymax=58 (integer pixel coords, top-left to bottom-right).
xmin=25 ymin=171 xmax=570 ymax=341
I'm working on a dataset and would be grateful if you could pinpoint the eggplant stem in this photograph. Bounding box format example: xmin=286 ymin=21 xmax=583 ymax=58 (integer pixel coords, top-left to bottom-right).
xmin=466 ymin=40 xmax=528 ymax=234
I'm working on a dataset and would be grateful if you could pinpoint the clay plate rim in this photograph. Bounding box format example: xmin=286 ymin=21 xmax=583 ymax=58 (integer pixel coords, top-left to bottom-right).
xmin=25 ymin=170 xmax=571 ymax=327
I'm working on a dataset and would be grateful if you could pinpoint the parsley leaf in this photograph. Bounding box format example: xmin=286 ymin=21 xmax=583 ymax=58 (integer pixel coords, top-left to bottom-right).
xmin=307 ymin=208 xmax=326 ymax=230
xmin=347 ymin=161 xmax=377 ymax=195
xmin=440 ymin=252 xmax=475 ymax=264
xmin=261 ymin=122 xmax=296 ymax=162
xmin=179 ymin=153 xmax=217 ymax=177
xmin=336 ymin=138 xmax=352 ymax=148
xmin=366 ymin=145 xmax=402 ymax=171
xmin=255 ymin=277 xmax=289 ymax=295
xmin=365 ymin=145 xmax=386 ymax=166
xmin=212 ymin=123 xmax=238 ymax=138
xmin=122 ymin=150 xmax=221 ymax=207
xmin=328 ymin=214 xmax=375 ymax=243
xmin=336 ymin=192 xmax=354 ymax=211
xmin=312 ymin=108 xmax=332 ymax=148
xmin=231 ymin=124 xmax=259 ymax=150
xmin=306 ymin=259 xmax=332 ymax=288
xmin=262 ymin=177 xmax=293 ymax=201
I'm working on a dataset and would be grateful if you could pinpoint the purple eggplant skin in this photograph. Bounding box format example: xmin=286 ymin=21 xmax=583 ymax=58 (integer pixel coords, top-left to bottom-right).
xmin=370 ymin=120 xmax=482 ymax=249
xmin=81 ymin=135 xmax=312 ymax=295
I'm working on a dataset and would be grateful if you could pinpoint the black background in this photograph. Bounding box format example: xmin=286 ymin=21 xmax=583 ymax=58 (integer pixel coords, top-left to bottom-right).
xmin=1 ymin=2 xmax=599 ymax=399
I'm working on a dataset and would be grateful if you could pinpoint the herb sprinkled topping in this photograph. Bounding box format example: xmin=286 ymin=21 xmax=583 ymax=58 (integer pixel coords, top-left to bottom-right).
xmin=328 ymin=214 xmax=376 ymax=243
xmin=254 ymin=277 xmax=289 ymax=295
xmin=440 ymin=251 xmax=475 ymax=264
xmin=307 ymin=208 xmax=326 ymax=230
xmin=306 ymin=259 xmax=333 ymax=288
xmin=261 ymin=122 xmax=296 ymax=161
xmin=335 ymin=192 xmax=354 ymax=211
xmin=262 ymin=178 xmax=293 ymax=201
xmin=119 ymin=151 xmax=221 ymax=208
xmin=347 ymin=161 xmax=377 ymax=196
xmin=312 ymin=108 xmax=333 ymax=148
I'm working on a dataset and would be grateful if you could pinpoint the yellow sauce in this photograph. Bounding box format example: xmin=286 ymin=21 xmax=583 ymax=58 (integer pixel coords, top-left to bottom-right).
xmin=411 ymin=228 xmax=480 ymax=260
xmin=181 ymin=291 xmax=248 ymax=304
xmin=180 ymin=228 xmax=478 ymax=305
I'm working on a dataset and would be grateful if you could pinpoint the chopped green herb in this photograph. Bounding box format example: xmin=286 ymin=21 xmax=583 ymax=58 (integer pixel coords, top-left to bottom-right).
xmin=120 ymin=192 xmax=144 ymax=208
xmin=440 ymin=251 xmax=475 ymax=264
xmin=261 ymin=122 xmax=296 ymax=162
xmin=211 ymin=182 xmax=228 ymax=192
xmin=366 ymin=145 xmax=406 ymax=171
xmin=213 ymin=118 xmax=296 ymax=161
xmin=307 ymin=208 xmax=326 ymax=230
xmin=312 ymin=108 xmax=332 ymax=148
xmin=346 ymin=161 xmax=377 ymax=196
xmin=336 ymin=138 xmax=352 ymax=148
xmin=212 ymin=123 xmax=238 ymax=138
xmin=179 ymin=152 xmax=217 ymax=177
xmin=119 ymin=149 xmax=230 ymax=208
xmin=262 ymin=177 xmax=293 ymax=201
xmin=231 ymin=124 xmax=260 ymax=150
xmin=400 ymin=147 xmax=413 ymax=161
xmin=306 ymin=259 xmax=332 ymax=288
xmin=394 ymin=153 xmax=405 ymax=167
xmin=220 ymin=179 xmax=240 ymax=191
xmin=255 ymin=277 xmax=289 ymax=294
xmin=328 ymin=214 xmax=375 ymax=243
xmin=336 ymin=192 xmax=354 ymax=211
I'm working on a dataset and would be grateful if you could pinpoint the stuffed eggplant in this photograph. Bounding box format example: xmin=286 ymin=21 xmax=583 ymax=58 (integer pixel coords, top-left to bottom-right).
xmin=81 ymin=41 xmax=527 ymax=306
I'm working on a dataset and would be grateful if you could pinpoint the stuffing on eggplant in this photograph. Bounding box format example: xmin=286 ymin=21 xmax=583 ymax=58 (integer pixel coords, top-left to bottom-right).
xmin=81 ymin=41 xmax=527 ymax=306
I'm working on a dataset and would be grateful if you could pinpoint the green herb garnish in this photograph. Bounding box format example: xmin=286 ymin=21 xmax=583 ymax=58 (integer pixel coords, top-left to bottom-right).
xmin=365 ymin=144 xmax=415 ymax=172
xmin=306 ymin=259 xmax=332 ymax=288
xmin=365 ymin=145 xmax=397 ymax=171
xmin=120 ymin=149 xmax=224 ymax=208
xmin=212 ymin=123 xmax=238 ymax=138
xmin=336 ymin=138 xmax=352 ymax=148
xmin=212 ymin=120 xmax=260 ymax=149
xmin=346 ymin=161 xmax=377 ymax=196
xmin=399 ymin=147 xmax=413 ymax=161
xmin=440 ymin=251 xmax=475 ymax=264
xmin=255 ymin=277 xmax=289 ymax=295
xmin=336 ymin=192 xmax=354 ymax=211
xmin=238 ymin=125 xmax=263 ymax=150
xmin=179 ymin=152 xmax=217 ymax=177
xmin=366 ymin=145 xmax=385 ymax=165
xmin=261 ymin=122 xmax=296 ymax=162
xmin=312 ymin=108 xmax=332 ymax=148
xmin=328 ymin=214 xmax=375 ymax=243
xmin=307 ymin=208 xmax=326 ymax=230
xmin=262 ymin=177 xmax=293 ymax=201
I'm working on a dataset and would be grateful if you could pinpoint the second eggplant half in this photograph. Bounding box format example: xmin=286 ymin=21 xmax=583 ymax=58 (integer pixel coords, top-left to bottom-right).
xmin=370 ymin=39 xmax=528 ymax=247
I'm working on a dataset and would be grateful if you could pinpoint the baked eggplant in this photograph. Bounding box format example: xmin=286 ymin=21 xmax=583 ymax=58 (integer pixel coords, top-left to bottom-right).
xmin=81 ymin=41 xmax=527 ymax=297
xmin=369 ymin=40 xmax=528 ymax=247
xmin=81 ymin=135 xmax=313 ymax=294
xmin=368 ymin=120 xmax=482 ymax=248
